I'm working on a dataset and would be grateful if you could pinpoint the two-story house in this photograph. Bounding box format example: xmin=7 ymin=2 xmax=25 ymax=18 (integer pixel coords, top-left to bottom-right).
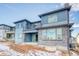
xmin=0 ymin=24 xmax=15 ymax=41
xmin=36 ymin=6 xmax=73 ymax=50
xmin=14 ymin=19 xmax=41 ymax=43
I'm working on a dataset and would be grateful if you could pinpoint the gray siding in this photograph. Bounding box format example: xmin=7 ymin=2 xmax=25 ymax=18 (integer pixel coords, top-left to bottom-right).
xmin=38 ymin=27 xmax=68 ymax=49
xmin=41 ymin=10 xmax=68 ymax=25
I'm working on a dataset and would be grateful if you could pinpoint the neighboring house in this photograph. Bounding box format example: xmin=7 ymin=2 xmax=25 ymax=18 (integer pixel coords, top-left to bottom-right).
xmin=0 ymin=6 xmax=73 ymax=50
xmin=14 ymin=19 xmax=41 ymax=43
xmin=0 ymin=24 xmax=15 ymax=40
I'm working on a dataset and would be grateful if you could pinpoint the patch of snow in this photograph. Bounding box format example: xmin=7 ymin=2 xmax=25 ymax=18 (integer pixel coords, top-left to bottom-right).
xmin=0 ymin=44 xmax=24 ymax=56
xmin=8 ymin=49 xmax=25 ymax=56
xmin=54 ymin=50 xmax=62 ymax=56
xmin=26 ymin=50 xmax=63 ymax=56
xmin=71 ymin=52 xmax=78 ymax=56
xmin=0 ymin=44 xmax=9 ymax=51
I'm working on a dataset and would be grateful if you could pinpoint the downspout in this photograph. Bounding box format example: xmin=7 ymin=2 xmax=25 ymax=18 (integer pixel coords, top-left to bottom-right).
xmin=67 ymin=8 xmax=71 ymax=56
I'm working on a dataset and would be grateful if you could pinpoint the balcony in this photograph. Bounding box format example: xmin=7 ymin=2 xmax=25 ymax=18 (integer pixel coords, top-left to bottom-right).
xmin=6 ymin=30 xmax=15 ymax=34
xmin=23 ymin=29 xmax=38 ymax=33
xmin=35 ymin=21 xmax=73 ymax=29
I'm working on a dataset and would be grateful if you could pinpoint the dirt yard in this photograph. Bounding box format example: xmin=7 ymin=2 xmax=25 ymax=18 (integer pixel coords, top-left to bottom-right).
xmin=0 ymin=41 xmax=78 ymax=56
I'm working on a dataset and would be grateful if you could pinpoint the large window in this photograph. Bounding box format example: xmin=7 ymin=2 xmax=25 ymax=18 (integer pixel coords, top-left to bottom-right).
xmin=57 ymin=28 xmax=63 ymax=40
xmin=47 ymin=29 xmax=56 ymax=40
xmin=41 ymin=28 xmax=63 ymax=40
xmin=48 ymin=14 xmax=57 ymax=23
xmin=42 ymin=30 xmax=47 ymax=39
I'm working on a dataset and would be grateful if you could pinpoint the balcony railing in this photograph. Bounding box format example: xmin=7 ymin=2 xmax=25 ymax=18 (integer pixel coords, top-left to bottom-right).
xmin=35 ymin=21 xmax=69 ymax=29
xmin=6 ymin=30 xmax=15 ymax=33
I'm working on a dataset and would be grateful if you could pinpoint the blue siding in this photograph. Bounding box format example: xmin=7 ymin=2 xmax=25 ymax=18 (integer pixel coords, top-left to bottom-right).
xmin=41 ymin=16 xmax=48 ymax=24
xmin=15 ymin=21 xmax=27 ymax=43
xmin=15 ymin=28 xmax=23 ymax=43
xmin=27 ymin=22 xmax=31 ymax=29
xmin=15 ymin=20 xmax=34 ymax=43
xmin=23 ymin=21 xmax=27 ymax=30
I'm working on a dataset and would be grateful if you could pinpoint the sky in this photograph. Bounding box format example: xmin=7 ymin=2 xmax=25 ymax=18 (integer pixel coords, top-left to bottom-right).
xmin=0 ymin=3 xmax=79 ymax=37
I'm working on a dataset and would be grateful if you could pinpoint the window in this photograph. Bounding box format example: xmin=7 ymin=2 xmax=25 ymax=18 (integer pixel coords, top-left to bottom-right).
xmin=47 ymin=29 xmax=56 ymax=40
xmin=48 ymin=14 xmax=57 ymax=23
xmin=42 ymin=30 xmax=47 ymax=39
xmin=57 ymin=28 xmax=63 ymax=40
xmin=41 ymin=28 xmax=63 ymax=40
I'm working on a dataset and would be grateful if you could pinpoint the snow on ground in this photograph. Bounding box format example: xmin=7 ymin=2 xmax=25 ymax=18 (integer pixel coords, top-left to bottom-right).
xmin=0 ymin=43 xmax=78 ymax=56
xmin=0 ymin=44 xmax=64 ymax=56
xmin=26 ymin=50 xmax=63 ymax=56
xmin=0 ymin=44 xmax=25 ymax=56
xmin=70 ymin=51 xmax=78 ymax=56
xmin=0 ymin=44 xmax=9 ymax=51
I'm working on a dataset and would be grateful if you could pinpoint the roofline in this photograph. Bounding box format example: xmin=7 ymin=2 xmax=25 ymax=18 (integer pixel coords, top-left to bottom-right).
xmin=14 ymin=19 xmax=41 ymax=24
xmin=0 ymin=24 xmax=14 ymax=28
xmin=14 ymin=19 xmax=31 ymax=24
xmin=39 ymin=6 xmax=71 ymax=17
xmin=31 ymin=20 xmax=41 ymax=23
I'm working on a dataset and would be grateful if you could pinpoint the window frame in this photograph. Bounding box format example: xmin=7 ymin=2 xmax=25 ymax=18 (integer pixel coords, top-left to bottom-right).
xmin=47 ymin=28 xmax=56 ymax=40
xmin=57 ymin=28 xmax=63 ymax=40
xmin=41 ymin=28 xmax=63 ymax=40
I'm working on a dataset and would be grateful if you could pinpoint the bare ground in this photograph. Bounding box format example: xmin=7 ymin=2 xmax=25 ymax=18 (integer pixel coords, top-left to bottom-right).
xmin=0 ymin=41 xmax=78 ymax=56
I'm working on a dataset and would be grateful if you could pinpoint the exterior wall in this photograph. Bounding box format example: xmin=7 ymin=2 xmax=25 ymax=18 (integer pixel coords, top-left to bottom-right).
xmin=38 ymin=27 xmax=68 ymax=50
xmin=0 ymin=29 xmax=6 ymax=40
xmin=41 ymin=10 xmax=68 ymax=25
xmin=0 ymin=25 xmax=11 ymax=40
xmin=15 ymin=22 xmax=26 ymax=43
xmin=37 ymin=9 xmax=70 ymax=50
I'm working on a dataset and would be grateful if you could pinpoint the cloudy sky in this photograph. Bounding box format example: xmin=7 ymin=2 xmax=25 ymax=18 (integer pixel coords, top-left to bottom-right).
xmin=0 ymin=3 xmax=79 ymax=37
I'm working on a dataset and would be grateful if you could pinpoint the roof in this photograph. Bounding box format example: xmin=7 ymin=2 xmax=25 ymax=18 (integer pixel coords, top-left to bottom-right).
xmin=32 ymin=20 xmax=41 ymax=24
xmin=14 ymin=19 xmax=41 ymax=24
xmin=36 ymin=23 xmax=74 ymax=29
xmin=39 ymin=6 xmax=71 ymax=17
xmin=0 ymin=24 xmax=14 ymax=28
xmin=14 ymin=19 xmax=31 ymax=24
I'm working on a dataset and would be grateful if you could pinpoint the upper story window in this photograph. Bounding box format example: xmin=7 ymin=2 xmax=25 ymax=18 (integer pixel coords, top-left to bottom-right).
xmin=41 ymin=11 xmax=68 ymax=25
xmin=48 ymin=14 xmax=57 ymax=23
